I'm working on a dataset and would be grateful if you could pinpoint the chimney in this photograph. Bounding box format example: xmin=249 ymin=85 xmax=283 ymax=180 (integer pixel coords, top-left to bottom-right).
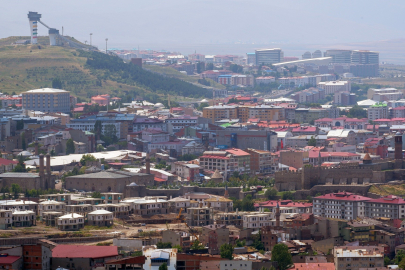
xmin=39 ymin=154 xmax=44 ymax=177
xmin=46 ymin=153 xmax=51 ymax=175
xmin=145 ymin=153 xmax=151 ymax=174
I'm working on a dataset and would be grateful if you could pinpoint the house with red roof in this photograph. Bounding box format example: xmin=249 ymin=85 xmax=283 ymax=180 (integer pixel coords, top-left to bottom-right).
xmin=199 ymin=148 xmax=251 ymax=179
xmin=364 ymin=195 xmax=405 ymax=219
xmin=313 ymin=192 xmax=371 ymax=220
xmin=52 ymin=245 xmax=118 ymax=269
xmin=255 ymin=200 xmax=313 ymax=214
xmin=0 ymin=158 xmax=18 ymax=173
xmin=364 ymin=137 xmax=389 ymax=158
xmin=0 ymin=254 xmax=21 ymax=270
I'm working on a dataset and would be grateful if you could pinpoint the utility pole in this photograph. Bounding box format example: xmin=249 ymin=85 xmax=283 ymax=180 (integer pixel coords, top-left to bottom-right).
xmin=90 ymin=33 xmax=93 ymax=46
xmin=105 ymin=38 xmax=108 ymax=53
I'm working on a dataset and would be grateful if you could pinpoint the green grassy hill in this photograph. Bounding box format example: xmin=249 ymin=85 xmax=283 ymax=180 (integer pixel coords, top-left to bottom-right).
xmin=0 ymin=37 xmax=212 ymax=102
xmin=0 ymin=44 xmax=146 ymax=99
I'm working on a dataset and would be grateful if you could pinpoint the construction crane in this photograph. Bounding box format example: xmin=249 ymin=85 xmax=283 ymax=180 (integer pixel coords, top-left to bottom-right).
xmin=176 ymin=208 xmax=199 ymax=242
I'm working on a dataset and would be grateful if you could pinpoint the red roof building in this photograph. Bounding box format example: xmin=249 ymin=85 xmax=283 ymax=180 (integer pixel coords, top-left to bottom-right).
xmin=52 ymin=245 xmax=118 ymax=269
xmin=364 ymin=195 xmax=405 ymax=219
xmin=313 ymin=192 xmax=372 ymax=220
xmin=289 ymin=263 xmax=335 ymax=270
xmin=0 ymin=255 xmax=21 ymax=269
xmin=255 ymin=200 xmax=312 ymax=214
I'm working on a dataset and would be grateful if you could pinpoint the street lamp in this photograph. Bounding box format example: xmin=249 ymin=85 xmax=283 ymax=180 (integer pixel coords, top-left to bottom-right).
xmin=90 ymin=33 xmax=93 ymax=46
xmin=105 ymin=38 xmax=108 ymax=53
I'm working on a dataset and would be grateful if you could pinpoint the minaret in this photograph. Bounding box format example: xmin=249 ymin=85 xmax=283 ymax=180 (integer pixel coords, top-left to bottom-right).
xmin=275 ymin=201 xmax=280 ymax=227
xmin=318 ymin=151 xmax=322 ymax=167
xmin=224 ymin=184 xmax=229 ymax=198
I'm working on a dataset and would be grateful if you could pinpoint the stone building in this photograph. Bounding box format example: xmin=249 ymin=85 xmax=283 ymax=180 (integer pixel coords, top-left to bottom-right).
xmin=0 ymin=154 xmax=55 ymax=191
xmin=65 ymin=170 xmax=154 ymax=192
xmin=200 ymin=224 xmax=229 ymax=255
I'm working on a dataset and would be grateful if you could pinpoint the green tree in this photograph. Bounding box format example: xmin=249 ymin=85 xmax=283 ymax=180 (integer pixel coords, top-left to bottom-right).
xmin=13 ymin=156 xmax=27 ymax=172
xmin=91 ymin=191 xmax=101 ymax=198
xmin=307 ymin=136 xmax=316 ymax=147
xmin=158 ymin=263 xmax=168 ymax=270
xmin=241 ymin=195 xmax=255 ymax=211
xmin=347 ymin=105 xmax=367 ymax=118
xmin=282 ymin=191 xmax=294 ymax=200
xmin=66 ymin=139 xmax=75 ymax=155
xmin=399 ymin=258 xmax=405 ymax=270
xmin=394 ymin=250 xmax=405 ymax=265
xmin=102 ymin=124 xmax=118 ymax=145
xmin=253 ymin=231 xmax=264 ymax=251
xmin=21 ymin=132 xmax=26 ymax=150
xmin=16 ymin=119 xmax=24 ymax=130
xmin=220 ymin=243 xmax=234 ymax=260
xmin=94 ymin=120 xmax=102 ymax=140
xmin=11 ymin=184 xmax=21 ymax=199
xmin=384 ymin=256 xmax=391 ymax=266
xmin=52 ymin=78 xmax=63 ymax=89
xmin=190 ymin=240 xmax=205 ymax=250
xmin=272 ymin=243 xmax=293 ymax=270
xmin=157 ymin=242 xmax=172 ymax=249
xmin=173 ymin=244 xmax=183 ymax=253
xmin=80 ymin=154 xmax=97 ymax=166
xmin=265 ymin=188 xmax=278 ymax=200
xmin=96 ymin=144 xmax=105 ymax=152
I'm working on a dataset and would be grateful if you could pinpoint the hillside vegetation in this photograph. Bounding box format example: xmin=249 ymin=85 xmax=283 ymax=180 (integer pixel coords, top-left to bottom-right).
xmin=368 ymin=184 xmax=405 ymax=196
xmin=0 ymin=38 xmax=211 ymax=101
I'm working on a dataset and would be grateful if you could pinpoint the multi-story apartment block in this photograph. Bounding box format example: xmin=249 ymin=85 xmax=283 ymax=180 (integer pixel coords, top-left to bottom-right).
xmin=364 ymin=195 xmax=405 ymax=219
xmin=166 ymin=116 xmax=198 ymax=134
xmin=313 ymin=192 xmax=371 ymax=220
xmin=367 ymin=88 xmax=402 ymax=101
xmin=121 ymin=197 xmax=169 ymax=216
xmin=186 ymin=206 xmax=213 ymax=226
xmin=242 ymin=212 xmax=272 ymax=228
xmin=368 ymin=103 xmax=389 ymax=121
xmin=199 ymin=149 xmax=250 ymax=179
xmin=317 ymin=81 xmax=351 ymax=95
xmin=291 ymin=88 xmax=325 ymax=103
xmin=246 ymin=52 xmax=256 ymax=65
xmin=245 ymin=105 xmax=285 ymax=122
xmin=0 ymin=210 xmax=12 ymax=229
xmin=216 ymin=130 xmax=278 ymax=151
xmin=244 ymin=148 xmax=271 ymax=174
xmin=203 ymin=105 xmax=238 ymax=122
xmin=333 ymin=246 xmax=384 ymax=270
xmin=22 ymin=88 xmax=70 ymax=113
xmin=133 ymin=117 xmax=166 ymax=132
xmin=256 ymin=76 xmax=275 ymax=84
xmin=255 ymin=48 xmax=284 ymax=65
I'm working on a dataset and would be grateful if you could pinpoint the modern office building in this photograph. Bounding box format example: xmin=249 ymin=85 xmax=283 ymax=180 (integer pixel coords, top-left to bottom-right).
xmin=324 ymin=50 xmax=353 ymax=64
xmin=255 ymin=48 xmax=284 ymax=65
xmin=22 ymin=88 xmax=70 ymax=113
xmin=351 ymin=50 xmax=379 ymax=65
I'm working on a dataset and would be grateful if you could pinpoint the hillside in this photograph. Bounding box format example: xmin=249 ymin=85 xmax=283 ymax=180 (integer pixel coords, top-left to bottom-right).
xmin=368 ymin=184 xmax=405 ymax=196
xmin=0 ymin=38 xmax=211 ymax=101
xmin=144 ymin=64 xmax=226 ymax=89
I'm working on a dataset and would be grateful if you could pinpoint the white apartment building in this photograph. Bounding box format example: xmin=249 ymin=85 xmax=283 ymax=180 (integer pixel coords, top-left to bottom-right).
xmin=367 ymin=103 xmax=389 ymax=121
xmin=242 ymin=212 xmax=272 ymax=228
xmin=165 ymin=117 xmax=198 ymax=133
xmin=87 ymin=209 xmax=114 ymax=226
xmin=120 ymin=197 xmax=169 ymax=216
xmin=141 ymin=129 xmax=169 ymax=143
xmin=57 ymin=213 xmax=84 ymax=231
xmin=38 ymin=201 xmax=66 ymax=216
xmin=12 ymin=210 xmax=36 ymax=227
xmin=256 ymin=76 xmax=276 ymax=84
xmin=313 ymin=192 xmax=371 ymax=220
xmin=317 ymin=81 xmax=351 ymax=95
xmin=0 ymin=209 xmax=12 ymax=229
